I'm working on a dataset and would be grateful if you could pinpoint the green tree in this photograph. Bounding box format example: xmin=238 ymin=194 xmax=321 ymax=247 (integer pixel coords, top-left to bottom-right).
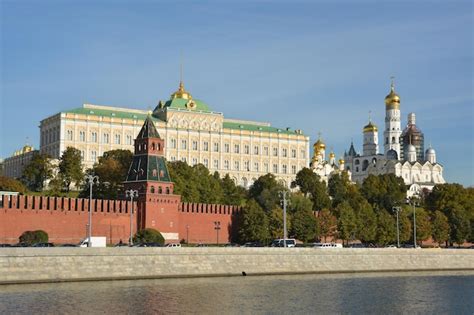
xmin=399 ymin=209 xmax=412 ymax=244
xmin=431 ymin=211 xmax=450 ymax=246
xmin=249 ymin=174 xmax=286 ymax=212
xmin=0 ymin=176 xmax=27 ymax=194
xmin=289 ymin=193 xmax=314 ymax=214
xmin=291 ymin=209 xmax=317 ymax=243
xmin=327 ymin=172 xmax=352 ymax=207
xmin=220 ymin=174 xmax=247 ymax=206
xmin=355 ymin=201 xmax=377 ymax=243
xmin=361 ymin=174 xmax=407 ymax=211
xmin=448 ymin=208 xmax=471 ymax=245
xmin=19 ymin=230 xmax=48 ymax=245
xmin=238 ymin=200 xmax=270 ymax=243
xmin=375 ymin=210 xmax=396 ymax=246
xmin=318 ymin=208 xmax=337 ymax=242
xmin=336 ymin=201 xmax=358 ymax=245
xmin=133 ymin=228 xmax=165 ymax=245
xmin=291 ymin=168 xmax=331 ymax=211
xmin=58 ymin=147 xmax=83 ymax=192
xmin=415 ymin=208 xmax=432 ymax=245
xmin=21 ymin=152 xmax=53 ymax=191
xmin=268 ymin=207 xmax=291 ymax=239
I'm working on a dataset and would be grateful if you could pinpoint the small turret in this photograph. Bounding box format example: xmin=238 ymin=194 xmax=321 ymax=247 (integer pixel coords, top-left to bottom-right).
xmin=425 ymin=146 xmax=436 ymax=164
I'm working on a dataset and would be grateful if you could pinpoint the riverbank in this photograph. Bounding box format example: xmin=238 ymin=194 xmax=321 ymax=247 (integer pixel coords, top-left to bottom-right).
xmin=1 ymin=247 xmax=473 ymax=284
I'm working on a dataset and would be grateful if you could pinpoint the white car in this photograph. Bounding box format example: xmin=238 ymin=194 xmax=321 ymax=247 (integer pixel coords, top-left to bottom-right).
xmin=313 ymin=243 xmax=343 ymax=249
xmin=165 ymin=243 xmax=181 ymax=248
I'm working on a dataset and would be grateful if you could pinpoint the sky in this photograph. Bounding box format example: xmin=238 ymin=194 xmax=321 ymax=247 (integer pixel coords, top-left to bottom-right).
xmin=1 ymin=0 xmax=473 ymax=186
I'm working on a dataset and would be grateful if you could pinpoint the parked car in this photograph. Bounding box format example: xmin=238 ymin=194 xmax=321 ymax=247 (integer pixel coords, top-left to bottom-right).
xmin=165 ymin=243 xmax=181 ymax=248
xmin=313 ymin=243 xmax=343 ymax=249
xmin=0 ymin=244 xmax=12 ymax=247
xmin=385 ymin=245 xmax=397 ymax=248
xmin=33 ymin=242 xmax=55 ymax=247
xmin=347 ymin=243 xmax=368 ymax=248
xmin=138 ymin=242 xmax=162 ymax=247
xmin=60 ymin=244 xmax=78 ymax=247
xmin=270 ymin=239 xmax=296 ymax=248
xmin=241 ymin=241 xmax=264 ymax=247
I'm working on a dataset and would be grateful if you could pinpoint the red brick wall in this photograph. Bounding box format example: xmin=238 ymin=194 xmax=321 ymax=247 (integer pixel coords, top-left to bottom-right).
xmin=0 ymin=195 xmax=136 ymax=245
xmin=178 ymin=203 xmax=240 ymax=244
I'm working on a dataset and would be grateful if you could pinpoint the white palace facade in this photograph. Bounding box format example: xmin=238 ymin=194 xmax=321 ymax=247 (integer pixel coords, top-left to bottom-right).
xmin=39 ymin=81 xmax=310 ymax=188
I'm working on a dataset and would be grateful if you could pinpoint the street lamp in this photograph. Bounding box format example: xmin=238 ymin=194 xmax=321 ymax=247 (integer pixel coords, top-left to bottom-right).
xmin=84 ymin=174 xmax=99 ymax=248
xmin=125 ymin=189 xmax=139 ymax=246
xmin=392 ymin=206 xmax=402 ymax=248
xmin=279 ymin=191 xmax=289 ymax=248
xmin=214 ymin=221 xmax=221 ymax=245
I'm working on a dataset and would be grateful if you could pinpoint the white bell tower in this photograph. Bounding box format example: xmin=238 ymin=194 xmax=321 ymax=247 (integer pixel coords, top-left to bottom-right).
xmin=383 ymin=78 xmax=402 ymax=159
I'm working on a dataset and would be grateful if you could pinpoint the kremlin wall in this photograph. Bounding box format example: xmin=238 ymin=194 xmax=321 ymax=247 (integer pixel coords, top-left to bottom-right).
xmin=0 ymin=117 xmax=240 ymax=245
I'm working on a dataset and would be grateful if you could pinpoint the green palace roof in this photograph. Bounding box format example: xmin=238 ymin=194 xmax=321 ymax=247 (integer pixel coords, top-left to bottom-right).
xmin=222 ymin=121 xmax=301 ymax=135
xmin=163 ymin=98 xmax=212 ymax=112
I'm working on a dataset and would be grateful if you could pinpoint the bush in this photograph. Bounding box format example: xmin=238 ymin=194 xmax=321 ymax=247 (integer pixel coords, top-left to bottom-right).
xmin=19 ymin=230 xmax=49 ymax=245
xmin=0 ymin=176 xmax=27 ymax=194
xmin=133 ymin=228 xmax=165 ymax=245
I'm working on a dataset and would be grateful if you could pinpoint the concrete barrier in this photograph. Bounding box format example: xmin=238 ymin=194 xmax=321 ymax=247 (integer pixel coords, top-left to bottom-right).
xmin=0 ymin=248 xmax=473 ymax=284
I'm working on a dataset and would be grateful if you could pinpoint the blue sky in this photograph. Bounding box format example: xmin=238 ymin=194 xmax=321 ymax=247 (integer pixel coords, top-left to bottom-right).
xmin=1 ymin=0 xmax=473 ymax=186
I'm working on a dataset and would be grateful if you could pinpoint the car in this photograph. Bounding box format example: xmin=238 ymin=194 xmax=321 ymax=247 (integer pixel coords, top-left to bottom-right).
xmin=165 ymin=243 xmax=181 ymax=248
xmin=241 ymin=241 xmax=264 ymax=247
xmin=0 ymin=244 xmax=12 ymax=247
xmin=138 ymin=242 xmax=162 ymax=247
xmin=32 ymin=242 xmax=55 ymax=247
xmin=347 ymin=243 xmax=368 ymax=248
xmin=313 ymin=243 xmax=343 ymax=249
xmin=270 ymin=239 xmax=296 ymax=248
xmin=114 ymin=242 xmax=129 ymax=247
xmin=60 ymin=244 xmax=78 ymax=247
xmin=385 ymin=245 xmax=397 ymax=248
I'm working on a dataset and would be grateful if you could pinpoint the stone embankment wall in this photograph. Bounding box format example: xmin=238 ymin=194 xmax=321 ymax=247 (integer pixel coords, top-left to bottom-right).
xmin=1 ymin=248 xmax=473 ymax=284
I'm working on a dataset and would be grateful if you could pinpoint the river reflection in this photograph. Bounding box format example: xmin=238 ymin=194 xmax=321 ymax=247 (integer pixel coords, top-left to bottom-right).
xmin=1 ymin=271 xmax=473 ymax=314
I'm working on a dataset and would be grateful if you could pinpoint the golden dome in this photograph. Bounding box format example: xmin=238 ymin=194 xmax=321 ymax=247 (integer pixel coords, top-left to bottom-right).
xmin=313 ymin=138 xmax=326 ymax=151
xmin=171 ymin=81 xmax=192 ymax=100
xmin=329 ymin=151 xmax=335 ymax=158
xmin=338 ymin=158 xmax=345 ymax=164
xmin=363 ymin=121 xmax=378 ymax=133
xmin=385 ymin=81 xmax=400 ymax=109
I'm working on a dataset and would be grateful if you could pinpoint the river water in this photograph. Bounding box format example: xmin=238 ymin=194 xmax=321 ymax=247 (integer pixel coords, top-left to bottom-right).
xmin=1 ymin=272 xmax=473 ymax=314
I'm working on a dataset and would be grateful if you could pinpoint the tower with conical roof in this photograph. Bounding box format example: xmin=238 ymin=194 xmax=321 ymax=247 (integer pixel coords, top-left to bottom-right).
xmin=124 ymin=115 xmax=181 ymax=239
xmin=383 ymin=78 xmax=402 ymax=158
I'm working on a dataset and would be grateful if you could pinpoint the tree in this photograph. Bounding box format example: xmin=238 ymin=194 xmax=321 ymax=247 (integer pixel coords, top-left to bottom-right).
xmin=0 ymin=176 xmax=26 ymax=194
xmin=291 ymin=209 xmax=317 ymax=243
xmin=268 ymin=207 xmax=291 ymax=239
xmin=448 ymin=208 xmax=471 ymax=245
xmin=291 ymin=168 xmax=330 ymax=211
xmin=328 ymin=172 xmax=352 ymax=207
xmin=82 ymin=149 xmax=132 ymax=199
xmin=361 ymin=174 xmax=406 ymax=211
xmin=133 ymin=228 xmax=165 ymax=245
xmin=289 ymin=193 xmax=314 ymax=214
xmin=415 ymin=208 xmax=432 ymax=245
xmin=431 ymin=211 xmax=450 ymax=246
xmin=58 ymin=147 xmax=83 ymax=192
xmin=220 ymin=174 xmax=247 ymax=206
xmin=19 ymin=230 xmax=48 ymax=245
xmin=21 ymin=152 xmax=53 ymax=191
xmin=318 ymin=208 xmax=337 ymax=242
xmin=399 ymin=209 xmax=412 ymax=244
xmin=238 ymin=200 xmax=270 ymax=244
xmin=336 ymin=201 xmax=358 ymax=245
xmin=249 ymin=174 xmax=286 ymax=212
xmin=355 ymin=201 xmax=377 ymax=244
xmin=375 ymin=210 xmax=396 ymax=246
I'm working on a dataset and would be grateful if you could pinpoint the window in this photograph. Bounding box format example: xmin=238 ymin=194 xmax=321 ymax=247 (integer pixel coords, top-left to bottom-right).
xmin=103 ymin=133 xmax=109 ymax=144
xmin=291 ymin=165 xmax=297 ymax=174
xmin=300 ymin=149 xmax=305 ymax=158
xmin=126 ymin=134 xmax=132 ymax=145
xmin=181 ymin=140 xmax=187 ymax=149
xmin=224 ymin=143 xmax=230 ymax=153
xmin=244 ymin=161 xmax=250 ymax=171
xmin=282 ymin=148 xmax=287 ymax=157
xmin=263 ymin=146 xmax=269 ymax=156
xmin=170 ymin=138 xmax=177 ymax=148
xmin=291 ymin=149 xmax=296 ymax=158
xmin=79 ymin=131 xmax=86 ymax=142
xmin=224 ymin=160 xmax=229 ymax=170
xmin=234 ymin=144 xmax=240 ymax=153
xmin=213 ymin=142 xmax=219 ymax=152
xmin=192 ymin=140 xmax=198 ymax=150
xmin=181 ymin=157 xmax=187 ymax=162
xmin=234 ymin=161 xmax=240 ymax=170
xmin=385 ymin=137 xmax=389 ymax=145
xmin=67 ymin=130 xmax=73 ymax=141
xmin=91 ymin=132 xmax=97 ymax=142
xmin=115 ymin=134 xmax=121 ymax=144
xmin=264 ymin=163 xmax=269 ymax=172
xmin=80 ymin=150 xmax=85 ymax=161
xmin=203 ymin=158 xmax=209 ymax=168
xmin=192 ymin=158 xmax=198 ymax=166
xmin=203 ymin=141 xmax=209 ymax=151
xmin=273 ymin=147 xmax=278 ymax=157
xmin=254 ymin=162 xmax=259 ymax=172
xmin=171 ymin=156 xmax=176 ymax=161
xmin=244 ymin=145 xmax=249 ymax=154
xmin=282 ymin=164 xmax=287 ymax=174
xmin=254 ymin=146 xmax=259 ymax=155
xmin=214 ymin=159 xmax=219 ymax=169
xmin=273 ymin=164 xmax=278 ymax=173
xmin=91 ymin=151 xmax=97 ymax=162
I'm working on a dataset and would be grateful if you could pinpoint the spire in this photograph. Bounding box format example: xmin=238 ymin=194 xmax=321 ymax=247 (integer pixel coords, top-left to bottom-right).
xmin=390 ymin=76 xmax=395 ymax=92
xmin=137 ymin=116 xmax=161 ymax=139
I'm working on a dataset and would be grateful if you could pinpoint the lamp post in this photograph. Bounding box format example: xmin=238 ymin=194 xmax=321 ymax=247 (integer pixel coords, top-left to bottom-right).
xmin=125 ymin=189 xmax=139 ymax=246
xmin=279 ymin=191 xmax=289 ymax=248
xmin=186 ymin=224 xmax=190 ymax=244
xmin=214 ymin=221 xmax=221 ymax=245
xmin=407 ymin=194 xmax=419 ymax=248
xmin=84 ymin=175 xmax=99 ymax=248
xmin=392 ymin=206 xmax=402 ymax=248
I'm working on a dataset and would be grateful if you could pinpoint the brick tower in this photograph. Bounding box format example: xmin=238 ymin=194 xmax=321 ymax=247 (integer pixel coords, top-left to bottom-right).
xmin=124 ymin=115 xmax=181 ymax=241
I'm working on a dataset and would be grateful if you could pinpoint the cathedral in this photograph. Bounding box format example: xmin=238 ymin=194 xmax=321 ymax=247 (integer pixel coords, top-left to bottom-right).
xmin=311 ymin=80 xmax=445 ymax=197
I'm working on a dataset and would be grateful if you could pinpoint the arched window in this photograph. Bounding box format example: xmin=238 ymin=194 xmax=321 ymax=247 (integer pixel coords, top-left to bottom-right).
xmin=150 ymin=186 xmax=155 ymax=193
xmin=166 ymin=187 xmax=170 ymax=194
xmin=152 ymin=142 xmax=156 ymax=150
xmin=158 ymin=186 xmax=163 ymax=194
xmin=362 ymin=160 xmax=369 ymax=171
xmin=158 ymin=143 xmax=161 ymax=151
xmin=392 ymin=137 xmax=395 ymax=143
